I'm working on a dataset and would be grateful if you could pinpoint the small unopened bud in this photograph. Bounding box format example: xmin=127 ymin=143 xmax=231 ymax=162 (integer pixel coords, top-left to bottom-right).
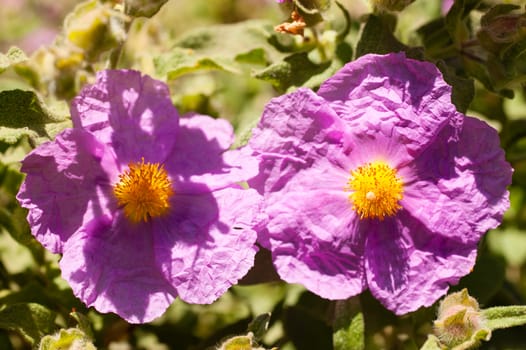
xmin=39 ymin=328 xmax=96 ymax=350
xmin=434 ymin=289 xmax=491 ymax=349
xmin=370 ymin=0 xmax=415 ymax=12
xmin=64 ymin=0 xmax=127 ymax=61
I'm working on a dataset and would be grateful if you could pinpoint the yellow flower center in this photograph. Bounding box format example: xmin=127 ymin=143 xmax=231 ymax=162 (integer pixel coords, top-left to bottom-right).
xmin=113 ymin=159 xmax=174 ymax=223
xmin=346 ymin=161 xmax=403 ymax=220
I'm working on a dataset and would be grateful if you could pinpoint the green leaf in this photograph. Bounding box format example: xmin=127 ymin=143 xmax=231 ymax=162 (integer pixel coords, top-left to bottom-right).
xmin=483 ymin=305 xmax=526 ymax=330
xmin=0 ymin=47 xmax=28 ymax=75
xmin=436 ymin=60 xmax=474 ymax=113
xmin=155 ymin=20 xmax=277 ymax=80
xmin=332 ymin=298 xmax=364 ymax=350
xmin=333 ymin=312 xmax=364 ymax=350
xmin=254 ymin=52 xmax=330 ymax=91
xmin=355 ymin=14 xmax=407 ymax=57
xmin=125 ymin=0 xmax=170 ymax=18
xmin=445 ymin=0 xmax=482 ymax=45
xmin=0 ymin=90 xmax=70 ymax=144
xmin=0 ymin=303 xmax=57 ymax=346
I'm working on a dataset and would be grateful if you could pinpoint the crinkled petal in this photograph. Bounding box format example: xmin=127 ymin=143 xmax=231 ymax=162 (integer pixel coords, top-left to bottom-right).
xmin=401 ymin=117 xmax=512 ymax=244
xmin=16 ymin=128 xmax=113 ymax=254
xmin=318 ymin=52 xmax=463 ymax=160
xmin=153 ymin=188 xmax=261 ymax=304
xmin=166 ymin=115 xmax=258 ymax=192
xmin=248 ymin=88 xmax=352 ymax=194
xmin=60 ymin=215 xmax=177 ymax=324
xmin=71 ymin=70 xmax=179 ymax=165
xmin=267 ymin=188 xmax=366 ymax=299
xmin=261 ymin=158 xmax=366 ymax=298
xmin=365 ymin=210 xmax=478 ymax=315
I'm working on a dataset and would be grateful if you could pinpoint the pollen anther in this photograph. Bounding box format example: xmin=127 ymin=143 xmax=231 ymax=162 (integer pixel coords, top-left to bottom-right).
xmin=113 ymin=158 xmax=174 ymax=223
xmin=346 ymin=161 xmax=403 ymax=220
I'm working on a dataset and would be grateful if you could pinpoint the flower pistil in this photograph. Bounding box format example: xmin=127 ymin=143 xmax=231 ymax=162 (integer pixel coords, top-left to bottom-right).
xmin=347 ymin=161 xmax=403 ymax=220
xmin=113 ymin=158 xmax=174 ymax=223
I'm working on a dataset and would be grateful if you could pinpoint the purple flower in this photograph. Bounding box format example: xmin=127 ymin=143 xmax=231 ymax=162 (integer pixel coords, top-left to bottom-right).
xmin=248 ymin=52 xmax=512 ymax=314
xmin=17 ymin=70 xmax=262 ymax=323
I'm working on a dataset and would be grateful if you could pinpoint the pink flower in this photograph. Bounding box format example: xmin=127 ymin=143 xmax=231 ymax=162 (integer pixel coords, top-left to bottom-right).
xmin=17 ymin=70 xmax=263 ymax=323
xmin=248 ymin=52 xmax=512 ymax=314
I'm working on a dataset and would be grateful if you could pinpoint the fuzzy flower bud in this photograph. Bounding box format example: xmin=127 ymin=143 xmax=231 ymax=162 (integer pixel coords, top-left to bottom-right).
xmin=39 ymin=328 xmax=96 ymax=350
xmin=434 ymin=289 xmax=491 ymax=349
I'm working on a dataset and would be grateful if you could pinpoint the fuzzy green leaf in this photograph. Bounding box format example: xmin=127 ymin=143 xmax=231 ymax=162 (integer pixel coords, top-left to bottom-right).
xmin=0 ymin=47 xmax=28 ymax=75
xmin=355 ymin=14 xmax=406 ymax=57
xmin=155 ymin=20 xmax=277 ymax=80
xmin=483 ymin=306 xmax=526 ymax=330
xmin=437 ymin=60 xmax=474 ymax=113
xmin=254 ymin=52 xmax=330 ymax=91
xmin=0 ymin=303 xmax=56 ymax=346
xmin=0 ymin=90 xmax=70 ymax=144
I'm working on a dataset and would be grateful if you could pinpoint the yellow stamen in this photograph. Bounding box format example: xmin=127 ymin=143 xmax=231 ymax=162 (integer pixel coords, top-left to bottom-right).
xmin=346 ymin=161 xmax=403 ymax=220
xmin=113 ymin=159 xmax=174 ymax=223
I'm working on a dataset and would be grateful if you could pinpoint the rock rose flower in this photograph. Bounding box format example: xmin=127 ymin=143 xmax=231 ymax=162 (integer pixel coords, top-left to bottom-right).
xmin=17 ymin=70 xmax=262 ymax=323
xmin=248 ymin=52 xmax=512 ymax=314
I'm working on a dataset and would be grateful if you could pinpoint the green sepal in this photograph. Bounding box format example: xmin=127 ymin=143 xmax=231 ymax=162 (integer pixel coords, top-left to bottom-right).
xmin=247 ymin=313 xmax=271 ymax=342
xmin=419 ymin=335 xmax=442 ymax=350
xmin=69 ymin=311 xmax=94 ymax=341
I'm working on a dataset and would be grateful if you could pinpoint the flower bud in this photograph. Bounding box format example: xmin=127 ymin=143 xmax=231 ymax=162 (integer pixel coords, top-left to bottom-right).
xmin=64 ymin=0 xmax=127 ymax=61
xmin=434 ymin=289 xmax=491 ymax=349
xmin=39 ymin=328 xmax=96 ymax=350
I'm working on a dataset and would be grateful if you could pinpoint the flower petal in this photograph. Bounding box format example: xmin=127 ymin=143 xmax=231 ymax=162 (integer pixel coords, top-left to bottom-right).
xmin=17 ymin=128 xmax=113 ymax=254
xmin=71 ymin=70 xmax=180 ymax=165
xmin=365 ymin=210 xmax=478 ymax=315
xmin=267 ymin=190 xmax=366 ymax=299
xmin=248 ymin=87 xmax=351 ymax=194
xmin=317 ymin=52 xmax=463 ymax=160
xmin=153 ymin=188 xmax=261 ymax=304
xmin=401 ymin=117 xmax=512 ymax=244
xmin=261 ymin=159 xmax=367 ymax=299
xmin=60 ymin=215 xmax=177 ymax=323
xmin=166 ymin=114 xmax=259 ymax=192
